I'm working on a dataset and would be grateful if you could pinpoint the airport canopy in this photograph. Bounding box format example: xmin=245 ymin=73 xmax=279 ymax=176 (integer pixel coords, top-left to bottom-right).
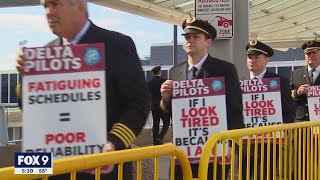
xmin=1 ymin=0 xmax=320 ymax=48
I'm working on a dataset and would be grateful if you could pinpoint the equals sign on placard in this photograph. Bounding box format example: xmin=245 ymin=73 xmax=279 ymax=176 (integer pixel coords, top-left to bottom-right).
xmin=59 ymin=113 xmax=70 ymax=122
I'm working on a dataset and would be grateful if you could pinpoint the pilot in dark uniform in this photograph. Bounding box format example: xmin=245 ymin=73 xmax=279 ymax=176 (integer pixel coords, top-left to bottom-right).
xmin=160 ymin=17 xmax=244 ymax=180
xmin=290 ymin=40 xmax=320 ymax=121
xmin=242 ymin=40 xmax=295 ymax=179
xmin=290 ymin=39 xmax=320 ymax=180
xmin=148 ymin=66 xmax=170 ymax=145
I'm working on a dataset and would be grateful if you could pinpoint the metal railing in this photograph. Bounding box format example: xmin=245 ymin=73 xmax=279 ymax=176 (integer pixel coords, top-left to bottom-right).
xmin=2 ymin=121 xmax=320 ymax=179
xmin=198 ymin=121 xmax=320 ymax=180
xmin=0 ymin=144 xmax=193 ymax=180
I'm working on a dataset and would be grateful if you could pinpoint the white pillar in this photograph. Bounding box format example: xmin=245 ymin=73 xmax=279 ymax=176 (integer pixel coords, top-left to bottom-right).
xmin=208 ymin=0 xmax=249 ymax=80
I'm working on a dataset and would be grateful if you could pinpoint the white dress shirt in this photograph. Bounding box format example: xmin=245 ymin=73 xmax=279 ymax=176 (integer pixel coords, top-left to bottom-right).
xmin=62 ymin=20 xmax=90 ymax=45
xmin=187 ymin=54 xmax=208 ymax=80
xmin=249 ymin=68 xmax=267 ymax=80
xmin=308 ymin=65 xmax=320 ymax=83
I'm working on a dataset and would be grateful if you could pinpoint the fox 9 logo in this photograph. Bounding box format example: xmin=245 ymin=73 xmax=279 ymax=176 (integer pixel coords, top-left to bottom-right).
xmin=15 ymin=152 xmax=52 ymax=168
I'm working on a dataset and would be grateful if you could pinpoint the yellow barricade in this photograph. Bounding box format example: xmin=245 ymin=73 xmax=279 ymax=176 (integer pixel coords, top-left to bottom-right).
xmin=198 ymin=121 xmax=320 ymax=180
xmin=0 ymin=144 xmax=193 ymax=180
xmin=2 ymin=121 xmax=320 ymax=180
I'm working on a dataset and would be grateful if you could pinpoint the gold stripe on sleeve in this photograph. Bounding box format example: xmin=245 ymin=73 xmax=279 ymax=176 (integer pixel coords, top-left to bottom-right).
xmin=109 ymin=131 xmax=130 ymax=148
xmin=114 ymin=123 xmax=135 ymax=143
xmin=111 ymin=128 xmax=131 ymax=146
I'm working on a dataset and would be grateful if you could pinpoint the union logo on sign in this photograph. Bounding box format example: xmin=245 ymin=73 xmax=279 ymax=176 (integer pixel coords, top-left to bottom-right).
xmin=83 ymin=48 xmax=102 ymax=66
xmin=211 ymin=80 xmax=223 ymax=92
xmin=269 ymin=80 xmax=279 ymax=89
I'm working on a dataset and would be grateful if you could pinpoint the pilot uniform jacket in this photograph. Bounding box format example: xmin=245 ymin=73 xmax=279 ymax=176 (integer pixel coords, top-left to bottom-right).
xmin=148 ymin=76 xmax=166 ymax=109
xmin=242 ymin=39 xmax=295 ymax=179
xmin=241 ymin=71 xmax=296 ymax=179
xmin=263 ymin=71 xmax=296 ymax=123
xmin=18 ymin=21 xmax=150 ymax=150
xmin=18 ymin=21 xmax=150 ymax=149
xmin=164 ymin=55 xmax=244 ymax=130
xmin=148 ymin=75 xmax=170 ymax=145
xmin=163 ymin=55 xmax=244 ymax=180
xmin=16 ymin=21 xmax=150 ymax=180
xmin=291 ymin=66 xmax=320 ymax=121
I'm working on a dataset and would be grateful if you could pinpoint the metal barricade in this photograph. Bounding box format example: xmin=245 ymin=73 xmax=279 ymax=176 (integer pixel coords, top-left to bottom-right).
xmin=0 ymin=144 xmax=193 ymax=180
xmin=198 ymin=121 xmax=320 ymax=180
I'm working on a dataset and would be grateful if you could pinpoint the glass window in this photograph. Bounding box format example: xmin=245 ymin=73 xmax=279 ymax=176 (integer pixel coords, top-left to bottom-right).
xmin=294 ymin=66 xmax=304 ymax=70
xmin=10 ymin=74 xmax=18 ymax=103
xmin=19 ymin=127 xmax=22 ymax=140
xmin=1 ymin=74 xmax=8 ymax=103
xmin=161 ymin=70 xmax=168 ymax=80
xmin=18 ymin=74 xmax=22 ymax=83
xmin=15 ymin=127 xmax=22 ymax=140
xmin=146 ymin=71 xmax=153 ymax=81
xmin=277 ymin=67 xmax=292 ymax=79
xmin=8 ymin=127 xmax=13 ymax=141
xmin=266 ymin=67 xmax=276 ymax=73
xmin=7 ymin=127 xmax=22 ymax=141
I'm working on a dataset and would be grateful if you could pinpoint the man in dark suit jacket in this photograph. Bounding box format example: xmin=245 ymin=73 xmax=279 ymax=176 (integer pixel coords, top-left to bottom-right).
xmin=16 ymin=0 xmax=150 ymax=179
xmin=290 ymin=39 xmax=320 ymax=180
xmin=291 ymin=40 xmax=320 ymax=121
xmin=242 ymin=40 xmax=296 ymax=179
xmin=160 ymin=17 xmax=244 ymax=180
xmin=246 ymin=40 xmax=295 ymax=123
xmin=148 ymin=66 xmax=170 ymax=145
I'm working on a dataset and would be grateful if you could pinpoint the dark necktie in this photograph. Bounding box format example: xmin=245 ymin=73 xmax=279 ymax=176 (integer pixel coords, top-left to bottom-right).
xmin=192 ymin=66 xmax=198 ymax=79
xmin=252 ymin=77 xmax=258 ymax=80
xmin=311 ymin=69 xmax=316 ymax=84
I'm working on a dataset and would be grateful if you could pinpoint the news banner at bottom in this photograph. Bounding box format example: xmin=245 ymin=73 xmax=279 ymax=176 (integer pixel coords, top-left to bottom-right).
xmin=14 ymin=152 xmax=52 ymax=174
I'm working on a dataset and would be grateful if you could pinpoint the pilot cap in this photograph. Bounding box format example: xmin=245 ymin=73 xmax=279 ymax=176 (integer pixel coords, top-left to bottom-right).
xmin=182 ymin=17 xmax=217 ymax=40
xmin=302 ymin=40 xmax=320 ymax=53
xmin=246 ymin=40 xmax=274 ymax=57
xmin=151 ymin=66 xmax=161 ymax=73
